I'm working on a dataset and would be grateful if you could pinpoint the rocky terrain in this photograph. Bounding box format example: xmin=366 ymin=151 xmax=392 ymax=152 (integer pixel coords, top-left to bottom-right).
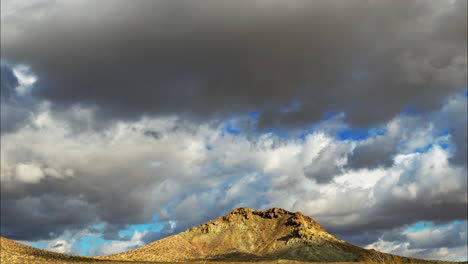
xmin=0 ymin=207 xmax=458 ymax=264
xmin=99 ymin=207 xmax=368 ymax=262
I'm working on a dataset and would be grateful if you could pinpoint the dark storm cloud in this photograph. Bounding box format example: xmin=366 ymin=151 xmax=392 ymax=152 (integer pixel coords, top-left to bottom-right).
xmin=0 ymin=121 xmax=180 ymax=240
xmin=0 ymin=103 xmax=32 ymax=134
xmin=347 ymin=116 xmax=429 ymax=169
xmin=369 ymin=198 xmax=467 ymax=231
xmin=0 ymin=174 xmax=166 ymax=241
xmin=143 ymin=130 xmax=162 ymax=140
xmin=407 ymin=222 xmax=467 ymax=250
xmin=334 ymin=165 xmax=465 ymax=236
xmin=1 ymin=0 xmax=466 ymax=128
xmin=321 ymin=199 xmax=467 ymax=239
xmin=328 ymin=181 xmax=466 ymax=243
xmin=335 ymin=226 xmax=407 ymax=247
xmin=0 ymin=194 xmax=98 ymax=240
xmin=0 ymin=63 xmax=36 ymax=134
xmin=322 ymin=197 xmax=467 ymax=251
xmin=347 ymin=98 xmax=468 ymax=170
xmin=440 ymin=95 xmax=468 ymax=166
xmin=338 ymin=222 xmax=467 ymax=259
xmin=347 ymin=136 xmax=398 ymax=169
xmin=0 ymin=169 xmax=169 ymax=240
xmin=0 ymin=64 xmax=18 ymax=101
xmin=303 ymin=142 xmax=350 ymax=184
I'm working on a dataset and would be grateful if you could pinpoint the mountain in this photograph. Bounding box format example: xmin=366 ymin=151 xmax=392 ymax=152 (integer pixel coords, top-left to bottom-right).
xmin=1 ymin=207 xmax=447 ymax=263
xmin=98 ymin=207 xmax=384 ymax=262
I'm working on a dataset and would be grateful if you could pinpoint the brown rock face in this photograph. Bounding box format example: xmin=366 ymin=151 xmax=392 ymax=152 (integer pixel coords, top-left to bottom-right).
xmin=100 ymin=207 xmax=368 ymax=262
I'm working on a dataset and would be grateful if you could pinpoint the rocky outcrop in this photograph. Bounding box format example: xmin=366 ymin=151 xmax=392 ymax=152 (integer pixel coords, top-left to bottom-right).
xmin=105 ymin=207 xmax=368 ymax=262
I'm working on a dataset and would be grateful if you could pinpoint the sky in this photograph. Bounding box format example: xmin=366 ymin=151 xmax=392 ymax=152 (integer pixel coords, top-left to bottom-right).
xmin=0 ymin=0 xmax=467 ymax=261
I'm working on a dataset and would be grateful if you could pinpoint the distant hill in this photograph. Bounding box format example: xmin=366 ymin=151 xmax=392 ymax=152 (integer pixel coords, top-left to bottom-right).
xmin=0 ymin=236 xmax=95 ymax=264
xmin=0 ymin=207 xmax=455 ymax=263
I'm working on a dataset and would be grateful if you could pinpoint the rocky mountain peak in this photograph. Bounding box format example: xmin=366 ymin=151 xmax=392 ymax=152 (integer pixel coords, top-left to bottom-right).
xmin=96 ymin=207 xmax=387 ymax=262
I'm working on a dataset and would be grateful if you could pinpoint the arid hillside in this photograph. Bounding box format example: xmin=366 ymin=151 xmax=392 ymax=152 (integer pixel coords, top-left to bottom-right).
xmin=0 ymin=208 xmax=459 ymax=264
xmin=0 ymin=236 xmax=96 ymax=264
xmin=99 ymin=207 xmax=369 ymax=262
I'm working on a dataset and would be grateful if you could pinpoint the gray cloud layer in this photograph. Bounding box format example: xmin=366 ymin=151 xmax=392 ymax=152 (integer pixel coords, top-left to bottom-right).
xmin=2 ymin=0 xmax=466 ymax=128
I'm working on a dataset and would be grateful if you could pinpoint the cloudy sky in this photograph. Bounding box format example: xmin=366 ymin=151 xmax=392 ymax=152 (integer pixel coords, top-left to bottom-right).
xmin=1 ymin=0 xmax=467 ymax=261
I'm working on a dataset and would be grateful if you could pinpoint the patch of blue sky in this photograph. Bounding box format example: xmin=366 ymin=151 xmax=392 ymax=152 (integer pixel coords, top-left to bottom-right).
xmin=337 ymin=127 xmax=385 ymax=141
xmin=203 ymin=134 xmax=214 ymax=151
xmin=235 ymin=113 xmax=291 ymax=138
xmin=118 ymin=222 xmax=162 ymax=237
xmin=408 ymin=221 xmax=435 ymax=232
xmin=29 ymin=242 xmax=45 ymax=250
xmin=222 ymin=105 xmax=398 ymax=143
xmin=249 ymin=111 xmax=260 ymax=119
xmin=221 ymin=107 xmax=389 ymax=142
xmin=438 ymin=142 xmax=450 ymax=150
xmin=225 ymin=123 xmax=241 ymax=135
xmin=73 ymin=235 xmax=106 ymax=255
xmin=434 ymin=130 xmax=453 ymax=151
xmin=408 ymin=220 xmax=466 ymax=232
xmin=437 ymin=129 xmax=450 ymax=137
xmin=73 ymin=218 xmax=173 ymax=255
xmin=298 ymin=127 xmax=315 ymax=140
xmin=450 ymin=220 xmax=465 ymax=226
xmin=399 ymin=140 xmax=433 ymax=154
xmin=402 ymin=132 xmax=453 ymax=154
xmin=220 ymin=118 xmax=242 ymax=136
xmin=219 ymin=108 xmax=321 ymax=140
xmin=314 ymin=110 xmax=387 ymax=142
xmin=403 ymin=106 xmax=418 ymax=116
xmin=412 ymin=144 xmax=433 ymax=153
